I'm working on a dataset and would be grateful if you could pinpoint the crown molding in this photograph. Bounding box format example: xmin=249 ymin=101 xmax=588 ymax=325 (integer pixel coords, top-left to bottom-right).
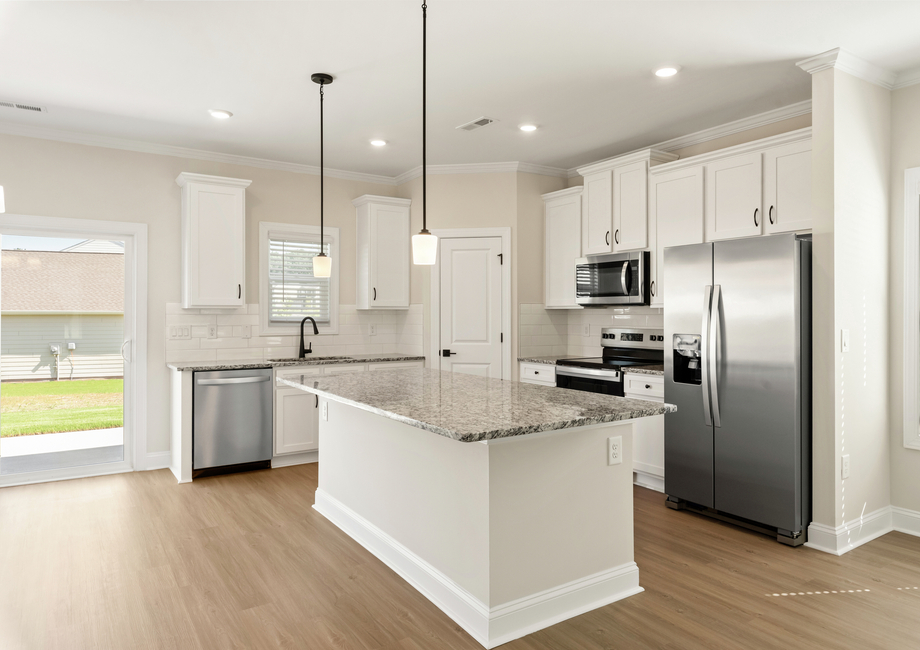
xmin=351 ymin=194 xmax=412 ymax=208
xmin=576 ymin=148 xmax=679 ymax=177
xmin=894 ymin=67 xmax=920 ymax=90
xmin=541 ymin=186 xmax=583 ymax=201
xmin=175 ymin=172 xmax=251 ymax=189
xmin=796 ymin=48 xmax=897 ymax=89
xmin=0 ymin=121 xmax=398 ymax=186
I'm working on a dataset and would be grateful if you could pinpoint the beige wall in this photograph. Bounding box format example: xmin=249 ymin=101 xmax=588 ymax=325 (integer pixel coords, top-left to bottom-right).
xmin=0 ymin=133 xmax=395 ymax=456
xmin=888 ymin=84 xmax=920 ymax=511
xmin=667 ymin=114 xmax=813 ymax=160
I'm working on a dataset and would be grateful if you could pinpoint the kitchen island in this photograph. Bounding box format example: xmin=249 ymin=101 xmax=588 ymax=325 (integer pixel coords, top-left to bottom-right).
xmin=278 ymin=367 xmax=675 ymax=648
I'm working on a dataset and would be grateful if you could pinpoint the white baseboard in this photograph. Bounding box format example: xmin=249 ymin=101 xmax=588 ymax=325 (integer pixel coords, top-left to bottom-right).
xmin=633 ymin=470 xmax=664 ymax=493
xmin=892 ymin=506 xmax=920 ymax=537
xmin=271 ymin=450 xmax=318 ymax=468
xmin=805 ymin=506 xmax=894 ymax=555
xmin=314 ymin=489 xmax=641 ymax=649
xmin=144 ymin=451 xmax=171 ymax=471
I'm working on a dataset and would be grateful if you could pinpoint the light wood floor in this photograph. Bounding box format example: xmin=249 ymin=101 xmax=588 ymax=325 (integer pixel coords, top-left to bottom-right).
xmin=2 ymin=465 xmax=920 ymax=650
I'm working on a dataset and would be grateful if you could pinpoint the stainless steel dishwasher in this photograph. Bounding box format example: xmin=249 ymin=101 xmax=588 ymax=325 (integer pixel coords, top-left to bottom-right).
xmin=193 ymin=367 xmax=273 ymax=476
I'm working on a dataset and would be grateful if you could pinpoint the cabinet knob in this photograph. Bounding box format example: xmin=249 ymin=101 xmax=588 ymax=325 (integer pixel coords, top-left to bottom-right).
xmin=645 ymin=384 xmax=651 ymax=389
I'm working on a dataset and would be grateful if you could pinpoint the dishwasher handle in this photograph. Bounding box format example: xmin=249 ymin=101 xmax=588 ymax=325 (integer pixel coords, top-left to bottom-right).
xmin=196 ymin=376 xmax=272 ymax=386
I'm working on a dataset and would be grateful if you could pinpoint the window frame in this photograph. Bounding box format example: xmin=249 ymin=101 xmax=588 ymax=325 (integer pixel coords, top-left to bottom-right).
xmin=903 ymin=167 xmax=920 ymax=450
xmin=259 ymin=221 xmax=339 ymax=336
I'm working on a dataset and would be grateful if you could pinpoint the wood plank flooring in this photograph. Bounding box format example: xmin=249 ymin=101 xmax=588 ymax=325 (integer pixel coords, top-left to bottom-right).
xmin=2 ymin=465 xmax=919 ymax=649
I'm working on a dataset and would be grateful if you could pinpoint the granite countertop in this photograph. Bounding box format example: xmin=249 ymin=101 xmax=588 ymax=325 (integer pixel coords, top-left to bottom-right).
xmin=624 ymin=365 xmax=664 ymax=376
xmin=277 ymin=367 xmax=676 ymax=443
xmin=518 ymin=355 xmax=568 ymax=365
xmin=167 ymin=353 xmax=425 ymax=372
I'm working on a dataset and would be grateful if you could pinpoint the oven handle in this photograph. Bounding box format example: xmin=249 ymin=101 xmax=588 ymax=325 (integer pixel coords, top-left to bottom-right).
xmin=555 ymin=366 xmax=621 ymax=381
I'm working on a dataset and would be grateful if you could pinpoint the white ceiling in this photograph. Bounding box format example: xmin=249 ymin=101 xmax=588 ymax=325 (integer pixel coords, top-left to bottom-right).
xmin=2 ymin=1 xmax=920 ymax=178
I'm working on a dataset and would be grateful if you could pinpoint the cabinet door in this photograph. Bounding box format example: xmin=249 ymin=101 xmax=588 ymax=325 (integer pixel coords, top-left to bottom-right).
xmin=370 ymin=205 xmax=410 ymax=307
xmin=632 ymin=414 xmax=665 ymax=480
xmin=274 ymin=387 xmax=319 ymax=454
xmin=582 ymin=171 xmax=613 ymax=255
xmin=187 ymin=183 xmax=245 ymax=307
xmin=649 ymin=165 xmax=704 ymax=307
xmin=612 ymin=160 xmax=648 ymax=251
xmin=704 ymin=152 xmax=763 ymax=241
xmin=544 ymin=193 xmax=582 ymax=308
xmin=764 ymin=140 xmax=812 ymax=234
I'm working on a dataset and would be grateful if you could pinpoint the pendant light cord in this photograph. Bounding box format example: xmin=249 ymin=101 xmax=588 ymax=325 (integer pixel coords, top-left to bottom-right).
xmin=320 ymin=80 xmax=325 ymax=251
xmin=421 ymin=1 xmax=428 ymax=234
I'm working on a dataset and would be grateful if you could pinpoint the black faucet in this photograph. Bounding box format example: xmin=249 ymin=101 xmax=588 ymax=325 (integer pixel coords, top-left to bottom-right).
xmin=299 ymin=316 xmax=319 ymax=358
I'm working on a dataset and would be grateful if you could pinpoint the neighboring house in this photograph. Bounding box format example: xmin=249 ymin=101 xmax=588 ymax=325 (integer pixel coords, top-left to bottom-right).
xmin=61 ymin=239 xmax=125 ymax=254
xmin=1 ymin=249 xmax=124 ymax=381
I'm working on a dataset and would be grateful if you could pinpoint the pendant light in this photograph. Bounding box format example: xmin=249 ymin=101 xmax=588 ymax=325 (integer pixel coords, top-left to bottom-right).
xmin=412 ymin=2 xmax=438 ymax=265
xmin=312 ymin=72 xmax=333 ymax=278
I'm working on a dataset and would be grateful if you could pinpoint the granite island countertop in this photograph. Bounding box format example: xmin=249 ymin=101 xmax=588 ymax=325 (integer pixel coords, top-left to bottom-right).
xmin=277 ymin=367 xmax=676 ymax=443
xmin=167 ymin=353 xmax=425 ymax=372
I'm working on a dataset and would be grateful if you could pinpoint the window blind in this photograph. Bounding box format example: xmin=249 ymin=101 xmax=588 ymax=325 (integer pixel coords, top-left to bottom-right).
xmin=268 ymin=237 xmax=331 ymax=323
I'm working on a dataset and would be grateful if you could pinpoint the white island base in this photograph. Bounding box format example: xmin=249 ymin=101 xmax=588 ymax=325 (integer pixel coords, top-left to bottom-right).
xmin=313 ymin=398 xmax=641 ymax=649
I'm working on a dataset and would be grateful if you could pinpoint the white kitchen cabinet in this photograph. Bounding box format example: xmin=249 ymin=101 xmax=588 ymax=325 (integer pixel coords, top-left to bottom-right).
xmin=519 ymin=362 xmax=555 ymax=386
xmin=324 ymin=364 xmax=368 ymax=375
xmin=176 ymin=172 xmax=251 ymax=309
xmin=543 ymin=187 xmax=583 ymax=309
xmin=704 ymin=152 xmax=763 ymax=241
xmin=648 ymin=165 xmax=705 ymax=308
xmin=764 ymin=139 xmax=812 ymax=234
xmin=612 ymin=160 xmax=649 ymax=251
xmin=368 ymin=361 xmax=425 ymax=371
xmin=354 ymin=195 xmax=411 ymax=310
xmin=581 ymin=171 xmax=613 ymax=255
xmin=275 ymin=386 xmax=319 ymax=455
xmin=624 ymin=373 xmax=665 ymax=492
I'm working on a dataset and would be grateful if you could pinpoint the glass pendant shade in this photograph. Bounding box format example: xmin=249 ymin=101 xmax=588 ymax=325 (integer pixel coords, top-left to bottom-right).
xmin=313 ymin=252 xmax=332 ymax=278
xmin=412 ymin=231 xmax=438 ymax=265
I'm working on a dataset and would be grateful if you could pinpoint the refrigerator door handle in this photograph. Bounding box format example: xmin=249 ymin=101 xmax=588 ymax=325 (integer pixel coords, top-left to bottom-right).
xmin=701 ymin=285 xmax=713 ymax=426
xmin=710 ymin=284 xmax=722 ymax=428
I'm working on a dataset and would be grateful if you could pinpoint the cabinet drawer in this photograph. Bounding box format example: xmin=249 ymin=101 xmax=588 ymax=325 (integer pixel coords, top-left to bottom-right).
xmin=323 ymin=364 xmax=368 ymax=375
xmin=520 ymin=363 xmax=556 ymax=384
xmin=624 ymin=375 xmax=664 ymax=400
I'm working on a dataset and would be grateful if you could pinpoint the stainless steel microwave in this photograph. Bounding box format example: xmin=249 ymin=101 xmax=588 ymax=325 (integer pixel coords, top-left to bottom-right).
xmin=575 ymin=251 xmax=650 ymax=306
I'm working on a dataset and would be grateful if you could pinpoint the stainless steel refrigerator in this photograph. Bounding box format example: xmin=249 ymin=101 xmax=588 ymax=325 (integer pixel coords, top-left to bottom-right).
xmin=663 ymin=234 xmax=811 ymax=546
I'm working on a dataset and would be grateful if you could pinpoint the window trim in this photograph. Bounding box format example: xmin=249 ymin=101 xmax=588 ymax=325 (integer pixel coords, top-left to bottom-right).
xmin=259 ymin=221 xmax=339 ymax=336
xmin=903 ymin=167 xmax=920 ymax=450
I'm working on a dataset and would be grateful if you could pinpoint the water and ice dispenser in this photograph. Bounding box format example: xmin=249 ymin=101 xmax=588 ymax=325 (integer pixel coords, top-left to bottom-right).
xmin=672 ymin=334 xmax=702 ymax=385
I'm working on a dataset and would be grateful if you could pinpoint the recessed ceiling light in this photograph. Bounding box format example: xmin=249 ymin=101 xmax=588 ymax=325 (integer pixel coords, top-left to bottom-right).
xmin=370 ymin=139 xmax=387 ymax=147
xmin=208 ymin=109 xmax=233 ymax=119
xmin=519 ymin=124 xmax=537 ymax=132
xmin=654 ymin=66 xmax=680 ymax=78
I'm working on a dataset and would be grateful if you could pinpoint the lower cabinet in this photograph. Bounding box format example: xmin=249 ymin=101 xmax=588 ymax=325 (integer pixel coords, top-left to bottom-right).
xmin=519 ymin=362 xmax=556 ymax=386
xmin=624 ymin=374 xmax=665 ymax=492
xmin=275 ymin=386 xmax=320 ymax=455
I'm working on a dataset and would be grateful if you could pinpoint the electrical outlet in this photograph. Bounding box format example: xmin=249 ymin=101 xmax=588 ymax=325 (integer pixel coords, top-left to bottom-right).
xmin=841 ymin=329 xmax=850 ymax=353
xmin=842 ymin=454 xmax=850 ymax=479
xmin=369 ymin=324 xmax=377 ymax=336
xmin=207 ymin=324 xmax=217 ymax=339
xmin=322 ymin=401 xmax=328 ymax=421
xmin=583 ymin=324 xmax=591 ymax=337
xmin=607 ymin=436 xmax=623 ymax=466
xmin=241 ymin=325 xmax=251 ymax=339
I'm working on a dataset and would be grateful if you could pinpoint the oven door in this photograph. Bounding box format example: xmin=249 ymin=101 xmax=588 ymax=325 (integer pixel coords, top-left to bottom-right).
xmin=575 ymin=252 xmax=649 ymax=306
xmin=555 ymin=366 xmax=624 ymax=397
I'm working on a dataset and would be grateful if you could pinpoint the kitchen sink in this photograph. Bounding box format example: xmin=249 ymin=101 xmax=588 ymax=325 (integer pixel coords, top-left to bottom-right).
xmin=268 ymin=356 xmax=354 ymax=363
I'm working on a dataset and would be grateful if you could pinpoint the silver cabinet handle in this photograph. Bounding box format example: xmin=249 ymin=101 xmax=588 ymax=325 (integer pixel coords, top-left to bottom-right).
xmin=197 ymin=376 xmax=271 ymax=385
xmin=701 ymin=286 xmax=713 ymax=427
xmin=710 ymin=285 xmax=722 ymax=428
xmin=121 ymin=340 xmax=130 ymax=363
xmin=754 ymin=208 xmax=760 ymax=227
xmin=605 ymin=231 xmax=610 ymax=246
xmin=769 ymin=205 xmax=775 ymax=225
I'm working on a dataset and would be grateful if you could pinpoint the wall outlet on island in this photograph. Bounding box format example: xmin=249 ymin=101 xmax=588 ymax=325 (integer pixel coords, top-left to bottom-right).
xmin=607 ymin=436 xmax=622 ymax=466
xmin=322 ymin=401 xmax=328 ymax=421
xmin=842 ymin=454 xmax=850 ymax=479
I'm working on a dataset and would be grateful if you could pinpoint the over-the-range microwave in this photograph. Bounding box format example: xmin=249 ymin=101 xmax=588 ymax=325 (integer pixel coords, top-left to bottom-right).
xmin=575 ymin=251 xmax=650 ymax=306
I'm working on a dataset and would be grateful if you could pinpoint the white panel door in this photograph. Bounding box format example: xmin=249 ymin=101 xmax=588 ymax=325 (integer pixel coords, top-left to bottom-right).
xmin=439 ymin=237 xmax=503 ymax=378
xmin=612 ymin=160 xmax=648 ymax=251
xmin=370 ymin=205 xmax=410 ymax=307
xmin=189 ymin=183 xmax=245 ymax=307
xmin=582 ymin=171 xmax=613 ymax=255
xmin=704 ymin=152 xmax=763 ymax=241
xmin=275 ymin=387 xmax=319 ymax=455
xmin=649 ymin=165 xmax=705 ymax=307
xmin=544 ymin=192 xmax=581 ymax=308
xmin=764 ymin=140 xmax=812 ymax=234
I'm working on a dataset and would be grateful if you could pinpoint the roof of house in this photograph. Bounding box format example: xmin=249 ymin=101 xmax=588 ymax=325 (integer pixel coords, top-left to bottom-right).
xmin=1 ymin=251 xmax=124 ymax=312
xmin=61 ymin=239 xmax=125 ymax=254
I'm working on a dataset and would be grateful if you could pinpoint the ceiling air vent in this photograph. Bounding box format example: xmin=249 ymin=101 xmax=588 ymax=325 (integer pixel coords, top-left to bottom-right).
xmin=0 ymin=101 xmax=47 ymax=113
xmin=456 ymin=116 xmax=495 ymax=131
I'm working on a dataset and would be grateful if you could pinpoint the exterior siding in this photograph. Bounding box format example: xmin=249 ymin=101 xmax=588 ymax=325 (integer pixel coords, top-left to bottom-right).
xmin=1 ymin=314 xmax=124 ymax=381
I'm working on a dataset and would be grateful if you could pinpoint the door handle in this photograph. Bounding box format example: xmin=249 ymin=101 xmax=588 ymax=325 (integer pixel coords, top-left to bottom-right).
xmin=442 ymin=349 xmax=457 ymax=357
xmin=620 ymin=262 xmax=630 ymax=295
xmin=373 ymin=287 xmax=376 ymax=301
xmin=614 ymin=229 xmax=619 ymax=245
xmin=605 ymin=231 xmax=610 ymax=246
xmin=197 ymin=376 xmax=272 ymax=385
xmin=769 ymin=205 xmax=775 ymax=225
xmin=709 ymin=285 xmax=722 ymax=428
xmin=754 ymin=208 xmax=760 ymax=227
xmin=701 ymin=286 xmax=713 ymax=427
xmin=121 ymin=340 xmax=131 ymax=363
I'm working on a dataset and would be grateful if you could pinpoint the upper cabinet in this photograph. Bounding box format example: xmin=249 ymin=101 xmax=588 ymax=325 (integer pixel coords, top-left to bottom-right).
xmin=578 ymin=149 xmax=679 ymax=256
xmin=764 ymin=139 xmax=812 ymax=234
xmin=704 ymin=152 xmax=763 ymax=241
xmin=543 ymin=187 xmax=583 ymax=309
xmin=176 ymin=172 xmax=251 ymax=309
xmin=354 ymin=195 xmax=411 ymax=310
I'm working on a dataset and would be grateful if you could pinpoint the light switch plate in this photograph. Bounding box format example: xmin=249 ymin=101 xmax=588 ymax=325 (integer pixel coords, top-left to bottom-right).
xmin=241 ymin=325 xmax=251 ymax=339
xmin=583 ymin=324 xmax=591 ymax=337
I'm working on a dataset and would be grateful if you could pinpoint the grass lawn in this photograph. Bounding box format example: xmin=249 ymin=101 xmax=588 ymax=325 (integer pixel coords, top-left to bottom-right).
xmin=1 ymin=379 xmax=123 ymax=437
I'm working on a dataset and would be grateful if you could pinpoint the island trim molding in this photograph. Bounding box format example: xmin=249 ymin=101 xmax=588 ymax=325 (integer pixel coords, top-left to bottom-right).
xmin=314 ymin=489 xmax=642 ymax=649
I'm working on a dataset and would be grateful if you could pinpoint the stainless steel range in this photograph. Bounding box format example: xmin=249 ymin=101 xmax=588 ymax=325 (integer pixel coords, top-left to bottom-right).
xmin=556 ymin=328 xmax=665 ymax=396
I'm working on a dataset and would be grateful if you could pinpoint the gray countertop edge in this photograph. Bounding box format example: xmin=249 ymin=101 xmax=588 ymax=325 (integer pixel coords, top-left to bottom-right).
xmin=167 ymin=354 xmax=425 ymax=372
xmin=276 ymin=375 xmax=676 ymax=443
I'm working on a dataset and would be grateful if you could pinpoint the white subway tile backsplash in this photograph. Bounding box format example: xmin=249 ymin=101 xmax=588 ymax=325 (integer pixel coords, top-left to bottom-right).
xmin=216 ymin=326 xmax=233 ymax=338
